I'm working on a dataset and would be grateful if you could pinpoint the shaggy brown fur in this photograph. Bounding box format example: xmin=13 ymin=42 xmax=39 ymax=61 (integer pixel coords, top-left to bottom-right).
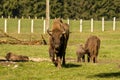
xmin=76 ymin=44 xmax=86 ymax=62
xmin=47 ymin=18 xmax=69 ymax=68
xmin=5 ymin=52 xmax=29 ymax=62
xmin=85 ymin=36 xmax=100 ymax=63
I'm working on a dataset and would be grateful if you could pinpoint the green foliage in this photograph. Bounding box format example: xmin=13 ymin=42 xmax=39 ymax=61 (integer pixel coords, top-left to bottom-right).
xmin=50 ymin=0 xmax=62 ymax=18
xmin=0 ymin=0 xmax=120 ymax=20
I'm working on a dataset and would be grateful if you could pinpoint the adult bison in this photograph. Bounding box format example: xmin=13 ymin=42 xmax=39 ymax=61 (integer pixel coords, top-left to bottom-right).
xmin=47 ymin=18 xmax=69 ymax=68
xmin=85 ymin=36 xmax=100 ymax=63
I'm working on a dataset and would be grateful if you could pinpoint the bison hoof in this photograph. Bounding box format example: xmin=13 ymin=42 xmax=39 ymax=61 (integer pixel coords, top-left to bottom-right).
xmin=53 ymin=61 xmax=58 ymax=67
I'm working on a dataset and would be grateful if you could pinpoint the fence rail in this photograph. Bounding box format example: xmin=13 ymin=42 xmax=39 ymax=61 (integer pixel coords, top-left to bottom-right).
xmin=0 ymin=17 xmax=119 ymax=34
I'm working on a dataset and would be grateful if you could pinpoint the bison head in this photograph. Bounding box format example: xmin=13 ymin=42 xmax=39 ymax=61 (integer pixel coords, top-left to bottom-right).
xmin=47 ymin=29 xmax=65 ymax=53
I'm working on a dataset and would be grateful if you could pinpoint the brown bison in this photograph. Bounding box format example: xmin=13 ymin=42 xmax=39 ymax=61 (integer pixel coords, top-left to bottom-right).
xmin=5 ymin=52 xmax=29 ymax=62
xmin=76 ymin=44 xmax=86 ymax=62
xmin=47 ymin=18 xmax=69 ymax=68
xmin=85 ymin=36 xmax=100 ymax=63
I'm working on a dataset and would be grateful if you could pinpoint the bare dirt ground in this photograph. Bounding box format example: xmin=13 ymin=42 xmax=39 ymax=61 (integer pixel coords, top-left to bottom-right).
xmin=0 ymin=57 xmax=120 ymax=66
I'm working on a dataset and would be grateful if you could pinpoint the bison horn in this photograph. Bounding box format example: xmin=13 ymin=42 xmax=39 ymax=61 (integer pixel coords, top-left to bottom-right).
xmin=47 ymin=29 xmax=52 ymax=36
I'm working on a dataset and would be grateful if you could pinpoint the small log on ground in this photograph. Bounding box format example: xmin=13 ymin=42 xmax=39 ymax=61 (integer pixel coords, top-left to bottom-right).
xmin=5 ymin=52 xmax=29 ymax=62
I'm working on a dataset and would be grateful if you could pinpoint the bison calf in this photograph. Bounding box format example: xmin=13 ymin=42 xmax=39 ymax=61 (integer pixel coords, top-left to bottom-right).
xmin=76 ymin=44 xmax=86 ymax=62
xmin=85 ymin=36 xmax=100 ymax=63
xmin=5 ymin=52 xmax=29 ymax=62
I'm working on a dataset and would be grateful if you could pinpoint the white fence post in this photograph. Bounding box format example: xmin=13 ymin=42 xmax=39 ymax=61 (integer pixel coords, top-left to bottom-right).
xmin=43 ymin=20 xmax=46 ymax=34
xmin=4 ymin=19 xmax=7 ymax=33
xmin=15 ymin=16 xmax=17 ymax=19
xmin=1 ymin=16 xmax=3 ymax=19
xmin=67 ymin=18 xmax=69 ymax=25
xmin=42 ymin=16 xmax=44 ymax=20
xmin=18 ymin=19 xmax=21 ymax=34
xmin=80 ymin=19 xmax=82 ymax=32
xmin=91 ymin=18 xmax=93 ymax=32
xmin=28 ymin=16 xmax=30 ymax=19
xmin=8 ymin=16 xmax=10 ymax=19
xmin=102 ymin=17 xmax=104 ymax=31
xmin=31 ymin=19 xmax=34 ymax=33
xmin=113 ymin=17 xmax=116 ymax=31
xmin=22 ymin=16 xmax=24 ymax=19
xmin=35 ymin=16 xmax=37 ymax=19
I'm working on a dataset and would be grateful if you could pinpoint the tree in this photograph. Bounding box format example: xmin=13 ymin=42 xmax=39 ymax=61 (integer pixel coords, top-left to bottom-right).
xmin=0 ymin=0 xmax=119 ymax=20
xmin=46 ymin=0 xmax=49 ymax=29
xmin=50 ymin=0 xmax=62 ymax=18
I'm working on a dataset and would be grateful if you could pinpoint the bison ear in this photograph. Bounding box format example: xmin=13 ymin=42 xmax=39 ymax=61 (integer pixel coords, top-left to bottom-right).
xmin=47 ymin=29 xmax=52 ymax=36
xmin=59 ymin=18 xmax=63 ymax=23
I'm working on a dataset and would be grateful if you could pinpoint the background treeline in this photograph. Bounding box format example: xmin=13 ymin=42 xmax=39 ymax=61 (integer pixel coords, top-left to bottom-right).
xmin=0 ymin=0 xmax=120 ymax=20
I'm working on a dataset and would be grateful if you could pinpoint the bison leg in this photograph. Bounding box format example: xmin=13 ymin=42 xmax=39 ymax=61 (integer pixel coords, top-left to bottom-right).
xmin=82 ymin=55 xmax=85 ymax=62
xmin=77 ymin=56 xmax=80 ymax=62
xmin=50 ymin=54 xmax=58 ymax=67
xmin=57 ymin=57 xmax=62 ymax=68
xmin=90 ymin=56 xmax=94 ymax=63
xmin=87 ymin=53 xmax=90 ymax=62
xmin=93 ymin=57 xmax=96 ymax=63
xmin=93 ymin=51 xmax=98 ymax=63
xmin=49 ymin=48 xmax=56 ymax=64
xmin=62 ymin=52 xmax=66 ymax=65
xmin=93 ymin=56 xmax=97 ymax=63
xmin=88 ymin=56 xmax=90 ymax=62
xmin=55 ymin=54 xmax=62 ymax=68
xmin=51 ymin=54 xmax=56 ymax=65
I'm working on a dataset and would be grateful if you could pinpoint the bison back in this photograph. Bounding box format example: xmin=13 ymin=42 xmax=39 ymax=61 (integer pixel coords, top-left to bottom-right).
xmin=85 ymin=36 xmax=100 ymax=55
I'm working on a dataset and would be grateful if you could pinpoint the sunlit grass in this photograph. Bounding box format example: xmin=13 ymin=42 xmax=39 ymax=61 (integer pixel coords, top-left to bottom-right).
xmin=0 ymin=19 xmax=120 ymax=80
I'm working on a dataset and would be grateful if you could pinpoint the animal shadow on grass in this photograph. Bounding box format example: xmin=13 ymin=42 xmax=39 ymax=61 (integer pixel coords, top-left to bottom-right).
xmin=62 ymin=63 xmax=82 ymax=68
xmin=0 ymin=58 xmax=29 ymax=66
xmin=0 ymin=59 xmax=28 ymax=62
xmin=0 ymin=59 xmax=6 ymax=62
xmin=88 ymin=72 xmax=120 ymax=78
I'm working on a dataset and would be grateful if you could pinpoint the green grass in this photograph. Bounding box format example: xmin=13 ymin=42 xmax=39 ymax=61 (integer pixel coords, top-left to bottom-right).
xmin=0 ymin=18 xmax=120 ymax=80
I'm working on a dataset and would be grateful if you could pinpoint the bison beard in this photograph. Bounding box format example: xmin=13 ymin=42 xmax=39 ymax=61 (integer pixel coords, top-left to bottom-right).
xmin=85 ymin=36 xmax=100 ymax=63
xmin=47 ymin=18 xmax=69 ymax=68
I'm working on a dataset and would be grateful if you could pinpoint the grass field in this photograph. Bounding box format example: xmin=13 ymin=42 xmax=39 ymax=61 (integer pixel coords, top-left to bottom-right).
xmin=0 ymin=18 xmax=120 ymax=80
